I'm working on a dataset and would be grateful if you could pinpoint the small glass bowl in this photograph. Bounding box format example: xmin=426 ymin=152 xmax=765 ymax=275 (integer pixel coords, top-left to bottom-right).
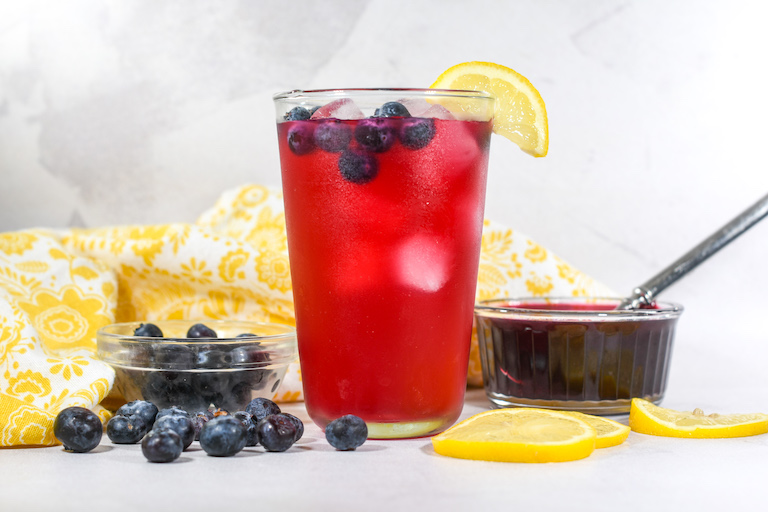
xmin=474 ymin=297 xmax=683 ymax=415
xmin=97 ymin=320 xmax=297 ymax=413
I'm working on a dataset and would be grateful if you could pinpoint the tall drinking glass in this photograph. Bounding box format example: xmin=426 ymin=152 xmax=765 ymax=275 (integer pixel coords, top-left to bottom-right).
xmin=274 ymin=89 xmax=494 ymax=438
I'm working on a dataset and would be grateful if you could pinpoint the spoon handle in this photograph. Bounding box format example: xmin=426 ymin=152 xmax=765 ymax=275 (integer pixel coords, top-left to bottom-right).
xmin=616 ymin=192 xmax=768 ymax=310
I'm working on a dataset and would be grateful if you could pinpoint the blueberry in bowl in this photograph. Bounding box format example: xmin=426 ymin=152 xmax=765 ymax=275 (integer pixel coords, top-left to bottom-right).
xmin=97 ymin=320 xmax=297 ymax=414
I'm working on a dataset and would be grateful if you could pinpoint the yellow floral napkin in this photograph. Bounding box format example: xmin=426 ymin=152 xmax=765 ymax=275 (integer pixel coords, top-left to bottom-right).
xmin=0 ymin=184 xmax=612 ymax=447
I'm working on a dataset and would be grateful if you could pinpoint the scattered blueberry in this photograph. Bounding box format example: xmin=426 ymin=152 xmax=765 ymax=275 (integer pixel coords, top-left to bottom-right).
xmin=325 ymin=415 xmax=368 ymax=451
xmin=399 ymin=117 xmax=436 ymax=150
xmin=141 ymin=428 xmax=183 ymax=463
xmin=338 ymin=150 xmax=379 ymax=184
xmin=199 ymin=416 xmax=247 ymax=457
xmin=283 ymin=106 xmax=311 ymax=121
xmin=134 ymin=323 xmax=163 ymax=337
xmin=354 ymin=118 xmax=396 ymax=153
xmin=315 ymin=120 xmax=352 ymax=152
xmin=116 ymin=400 xmax=158 ymax=427
xmin=154 ymin=414 xmax=195 ymax=450
xmin=106 ymin=414 xmax=148 ymax=444
xmin=187 ymin=323 xmax=218 ymax=339
xmin=245 ymin=397 xmax=281 ymax=423
xmin=233 ymin=411 xmax=260 ymax=446
xmin=53 ymin=407 xmax=103 ymax=453
xmin=258 ymin=414 xmax=296 ymax=452
xmin=287 ymin=124 xmax=316 ymax=155
xmin=192 ymin=410 xmax=214 ymax=441
xmin=374 ymin=101 xmax=411 ymax=118
xmin=281 ymin=413 xmax=305 ymax=442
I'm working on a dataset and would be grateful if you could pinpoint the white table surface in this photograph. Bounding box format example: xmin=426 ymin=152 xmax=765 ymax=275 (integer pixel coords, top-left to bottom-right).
xmin=3 ymin=317 xmax=767 ymax=512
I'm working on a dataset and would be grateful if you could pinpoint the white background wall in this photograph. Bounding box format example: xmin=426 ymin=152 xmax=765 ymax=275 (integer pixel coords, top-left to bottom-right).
xmin=2 ymin=1 xmax=767 ymax=402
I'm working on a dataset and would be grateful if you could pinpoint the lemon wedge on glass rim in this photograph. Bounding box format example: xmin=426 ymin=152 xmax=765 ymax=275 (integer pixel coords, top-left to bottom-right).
xmin=430 ymin=61 xmax=549 ymax=157
xmin=629 ymin=398 xmax=768 ymax=438
xmin=431 ymin=408 xmax=596 ymax=463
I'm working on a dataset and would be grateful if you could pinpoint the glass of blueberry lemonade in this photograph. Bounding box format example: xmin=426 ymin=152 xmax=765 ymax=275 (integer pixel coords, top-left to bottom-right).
xmin=274 ymin=89 xmax=494 ymax=438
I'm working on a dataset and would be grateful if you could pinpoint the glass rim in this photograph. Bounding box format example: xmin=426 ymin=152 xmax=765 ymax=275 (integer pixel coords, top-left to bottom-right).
xmin=273 ymin=88 xmax=495 ymax=101
xmin=474 ymin=296 xmax=684 ymax=320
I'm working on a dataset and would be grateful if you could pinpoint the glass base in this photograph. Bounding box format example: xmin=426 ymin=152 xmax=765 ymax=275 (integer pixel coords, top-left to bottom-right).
xmin=365 ymin=419 xmax=447 ymax=439
xmin=486 ymin=391 xmax=664 ymax=416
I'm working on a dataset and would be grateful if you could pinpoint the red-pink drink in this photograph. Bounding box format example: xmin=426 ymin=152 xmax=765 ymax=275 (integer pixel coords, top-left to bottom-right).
xmin=274 ymin=90 xmax=494 ymax=438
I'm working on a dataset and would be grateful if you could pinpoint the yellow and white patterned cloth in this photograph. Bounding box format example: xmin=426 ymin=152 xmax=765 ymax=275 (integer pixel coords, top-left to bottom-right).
xmin=0 ymin=184 xmax=612 ymax=447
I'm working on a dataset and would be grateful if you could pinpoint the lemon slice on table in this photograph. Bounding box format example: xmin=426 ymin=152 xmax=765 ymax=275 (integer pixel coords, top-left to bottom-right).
xmin=629 ymin=398 xmax=768 ymax=438
xmin=560 ymin=411 xmax=631 ymax=449
xmin=431 ymin=408 xmax=596 ymax=463
xmin=430 ymin=61 xmax=549 ymax=157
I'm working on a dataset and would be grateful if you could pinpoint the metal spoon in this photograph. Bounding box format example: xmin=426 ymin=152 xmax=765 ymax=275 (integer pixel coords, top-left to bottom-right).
xmin=615 ymin=192 xmax=768 ymax=310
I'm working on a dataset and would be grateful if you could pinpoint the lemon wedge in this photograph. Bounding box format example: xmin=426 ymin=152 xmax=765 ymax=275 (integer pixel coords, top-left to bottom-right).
xmin=431 ymin=408 xmax=596 ymax=463
xmin=560 ymin=411 xmax=631 ymax=449
xmin=431 ymin=61 xmax=549 ymax=157
xmin=629 ymin=398 xmax=768 ymax=438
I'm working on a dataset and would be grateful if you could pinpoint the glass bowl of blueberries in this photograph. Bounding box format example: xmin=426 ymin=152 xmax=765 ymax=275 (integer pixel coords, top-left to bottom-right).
xmin=97 ymin=320 xmax=297 ymax=413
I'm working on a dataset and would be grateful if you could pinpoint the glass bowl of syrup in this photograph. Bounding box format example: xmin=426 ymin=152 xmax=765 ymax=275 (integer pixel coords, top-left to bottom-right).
xmin=474 ymin=297 xmax=683 ymax=415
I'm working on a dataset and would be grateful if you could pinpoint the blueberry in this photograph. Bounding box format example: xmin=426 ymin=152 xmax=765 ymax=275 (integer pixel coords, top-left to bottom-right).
xmin=192 ymin=371 xmax=231 ymax=405
xmin=192 ymin=411 xmax=213 ymax=441
xmin=325 ymin=415 xmax=368 ymax=451
xmin=155 ymin=406 xmax=191 ymax=420
xmin=232 ymin=411 xmax=260 ymax=447
xmin=153 ymin=414 xmax=195 ymax=450
xmin=281 ymin=413 xmax=305 ymax=442
xmin=338 ymin=150 xmax=379 ymax=184
xmin=116 ymin=400 xmax=158 ymax=427
xmin=315 ymin=120 xmax=352 ymax=152
xmin=258 ymin=414 xmax=296 ymax=452
xmin=141 ymin=428 xmax=183 ymax=463
xmin=283 ymin=106 xmax=311 ymax=121
xmin=374 ymin=101 xmax=411 ymax=118
xmin=199 ymin=416 xmax=247 ymax=457
xmin=287 ymin=124 xmax=316 ymax=156
xmin=106 ymin=414 xmax=148 ymax=444
xmin=196 ymin=344 xmax=231 ymax=369
xmin=53 ymin=407 xmax=103 ymax=453
xmin=354 ymin=118 xmax=396 ymax=153
xmin=399 ymin=117 xmax=436 ymax=150
xmin=187 ymin=323 xmax=217 ymax=339
xmin=236 ymin=333 xmax=259 ymax=338
xmin=152 ymin=344 xmax=195 ymax=369
xmin=231 ymin=345 xmax=269 ymax=365
xmin=245 ymin=397 xmax=281 ymax=423
xmin=134 ymin=323 xmax=163 ymax=337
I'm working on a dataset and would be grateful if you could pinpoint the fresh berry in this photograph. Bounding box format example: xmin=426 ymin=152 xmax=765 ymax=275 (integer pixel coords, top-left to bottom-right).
xmin=152 ymin=344 xmax=195 ymax=369
xmin=287 ymin=124 xmax=316 ymax=155
xmin=195 ymin=345 xmax=231 ymax=369
xmin=399 ymin=117 xmax=436 ymax=150
xmin=233 ymin=411 xmax=260 ymax=446
xmin=374 ymin=101 xmax=411 ymax=118
xmin=315 ymin=120 xmax=352 ymax=152
xmin=199 ymin=416 xmax=247 ymax=457
xmin=192 ymin=410 xmax=214 ymax=441
xmin=106 ymin=414 xmax=148 ymax=444
xmin=231 ymin=345 xmax=269 ymax=364
xmin=236 ymin=333 xmax=259 ymax=338
xmin=192 ymin=371 xmax=231 ymax=406
xmin=116 ymin=400 xmax=158 ymax=427
xmin=354 ymin=118 xmax=395 ymax=153
xmin=134 ymin=323 xmax=163 ymax=337
xmin=141 ymin=428 xmax=183 ymax=463
xmin=245 ymin=397 xmax=281 ymax=422
xmin=258 ymin=414 xmax=296 ymax=452
xmin=338 ymin=150 xmax=379 ymax=184
xmin=153 ymin=414 xmax=195 ymax=450
xmin=284 ymin=106 xmax=311 ymax=121
xmin=187 ymin=323 xmax=218 ymax=339
xmin=53 ymin=407 xmax=103 ymax=453
xmin=281 ymin=413 xmax=305 ymax=442
xmin=325 ymin=414 xmax=368 ymax=451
